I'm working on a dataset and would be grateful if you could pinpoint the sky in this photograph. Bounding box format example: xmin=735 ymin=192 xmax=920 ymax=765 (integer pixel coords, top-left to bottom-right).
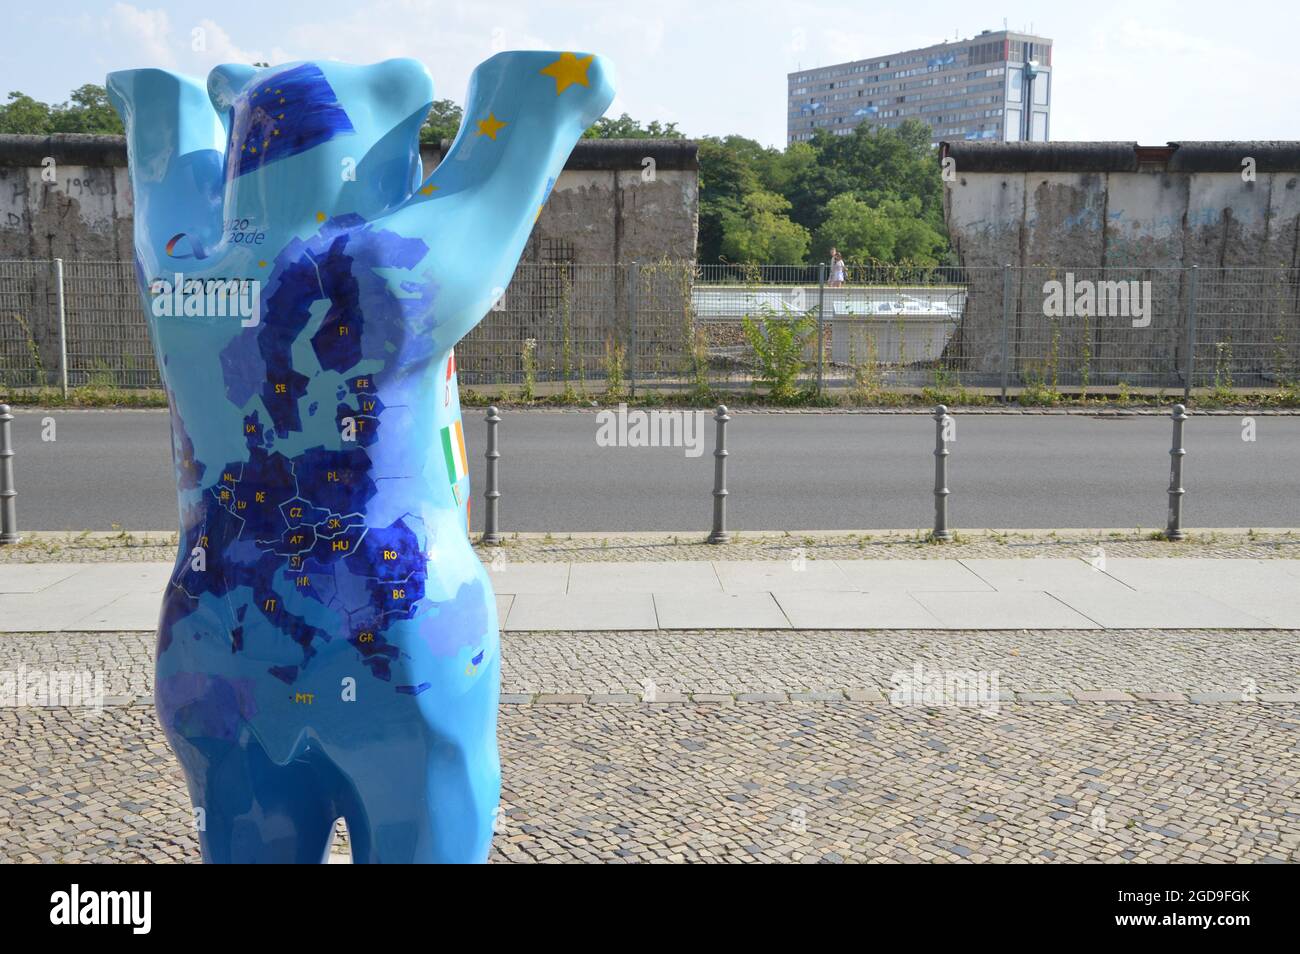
xmin=2 ymin=0 xmax=1297 ymax=148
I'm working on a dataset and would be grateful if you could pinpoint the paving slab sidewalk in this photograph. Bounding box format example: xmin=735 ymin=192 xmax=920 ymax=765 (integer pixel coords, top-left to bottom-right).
xmin=2 ymin=557 xmax=1297 ymax=632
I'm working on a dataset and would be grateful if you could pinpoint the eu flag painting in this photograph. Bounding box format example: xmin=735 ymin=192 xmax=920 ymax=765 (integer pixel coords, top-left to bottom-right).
xmin=229 ymin=63 xmax=355 ymax=177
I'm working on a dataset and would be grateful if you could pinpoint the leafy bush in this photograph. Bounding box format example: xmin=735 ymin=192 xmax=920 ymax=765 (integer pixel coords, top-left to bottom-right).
xmin=603 ymin=336 xmax=626 ymax=400
xmin=741 ymin=306 xmax=816 ymax=402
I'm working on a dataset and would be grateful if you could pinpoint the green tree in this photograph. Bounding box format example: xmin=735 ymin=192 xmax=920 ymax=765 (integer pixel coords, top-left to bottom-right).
xmin=583 ymin=113 xmax=683 ymax=139
xmin=877 ymin=196 xmax=947 ymax=264
xmin=709 ymin=134 xmax=782 ymax=187
xmin=0 ymin=84 xmax=124 ymax=134
xmin=812 ymin=193 xmax=948 ymax=265
xmin=697 ymin=137 xmax=761 ymax=264
xmin=698 ymin=122 xmax=950 ymax=266
xmin=420 ymin=99 xmax=464 ymax=143
xmin=0 ymin=92 xmax=53 ymax=134
xmin=813 ymin=193 xmax=896 ymax=262
xmin=52 ymin=85 xmax=123 ymax=134
xmin=781 ymin=120 xmax=948 ymax=260
xmin=719 ymin=190 xmax=810 ymax=264
xmin=764 ymin=140 xmax=817 ymax=195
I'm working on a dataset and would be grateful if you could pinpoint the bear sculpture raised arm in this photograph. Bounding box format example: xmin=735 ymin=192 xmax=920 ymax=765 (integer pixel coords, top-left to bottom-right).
xmin=107 ymin=51 xmax=614 ymax=863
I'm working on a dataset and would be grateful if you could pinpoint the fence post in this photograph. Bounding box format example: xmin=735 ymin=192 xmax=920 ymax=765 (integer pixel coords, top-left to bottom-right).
xmin=628 ymin=260 xmax=639 ymax=398
xmin=707 ymin=404 xmax=731 ymax=544
xmin=481 ymin=406 xmax=502 ymax=545
xmin=0 ymin=405 xmax=20 ymax=544
xmin=816 ymin=262 xmax=826 ymax=395
xmin=54 ymin=258 xmax=68 ymax=398
xmin=1165 ymin=403 xmax=1188 ymax=541
xmin=1182 ymin=265 xmax=1199 ymax=400
xmin=999 ymin=264 xmax=1013 ymax=402
xmin=931 ymin=404 xmax=952 ymax=542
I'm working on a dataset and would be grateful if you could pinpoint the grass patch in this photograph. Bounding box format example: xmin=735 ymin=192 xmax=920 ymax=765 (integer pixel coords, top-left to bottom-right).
xmin=0 ymin=385 xmax=168 ymax=408
xmin=6 ymin=383 xmax=1300 ymax=413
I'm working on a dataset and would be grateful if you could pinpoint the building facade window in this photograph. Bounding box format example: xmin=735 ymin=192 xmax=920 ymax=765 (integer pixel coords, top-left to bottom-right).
xmin=788 ymin=31 xmax=1050 ymax=145
xmin=1033 ymin=72 xmax=1049 ymax=106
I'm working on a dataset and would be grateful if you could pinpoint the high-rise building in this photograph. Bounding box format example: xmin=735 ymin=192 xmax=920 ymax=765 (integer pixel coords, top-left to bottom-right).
xmin=787 ymin=29 xmax=1052 ymax=146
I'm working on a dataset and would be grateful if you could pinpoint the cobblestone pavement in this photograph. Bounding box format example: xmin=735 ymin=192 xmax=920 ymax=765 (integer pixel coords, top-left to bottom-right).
xmin=1 ymin=701 xmax=1297 ymax=863
xmin=2 ymin=530 xmax=1299 ymax=564
xmin=1 ymin=627 xmax=1298 ymax=862
xmin=500 ymin=629 xmax=1300 ymax=697
xmin=5 ymin=627 xmax=1298 ymax=702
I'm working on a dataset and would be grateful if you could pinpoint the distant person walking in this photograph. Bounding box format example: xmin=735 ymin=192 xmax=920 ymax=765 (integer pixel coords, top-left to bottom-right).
xmin=828 ymin=249 xmax=846 ymax=287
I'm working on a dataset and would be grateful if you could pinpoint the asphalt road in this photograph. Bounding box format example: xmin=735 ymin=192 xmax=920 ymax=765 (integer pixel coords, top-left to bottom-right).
xmin=5 ymin=408 xmax=1298 ymax=532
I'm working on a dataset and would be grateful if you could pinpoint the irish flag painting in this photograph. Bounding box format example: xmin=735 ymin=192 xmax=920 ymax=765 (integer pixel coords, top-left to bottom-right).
xmin=444 ymin=349 xmax=457 ymax=407
xmin=441 ymin=420 xmax=468 ymax=486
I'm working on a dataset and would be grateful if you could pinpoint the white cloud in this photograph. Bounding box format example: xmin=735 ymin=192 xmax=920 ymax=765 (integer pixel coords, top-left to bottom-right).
xmin=1051 ymin=13 xmax=1299 ymax=141
xmin=106 ymin=3 xmax=177 ymax=68
xmin=1110 ymin=18 xmax=1236 ymax=57
xmin=190 ymin=18 xmax=292 ymax=68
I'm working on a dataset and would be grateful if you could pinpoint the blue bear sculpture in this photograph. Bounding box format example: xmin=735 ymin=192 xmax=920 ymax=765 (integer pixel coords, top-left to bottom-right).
xmin=107 ymin=52 xmax=614 ymax=863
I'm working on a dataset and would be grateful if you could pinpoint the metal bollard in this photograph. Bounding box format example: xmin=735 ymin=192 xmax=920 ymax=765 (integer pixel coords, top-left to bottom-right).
xmin=707 ymin=404 xmax=731 ymax=544
xmin=1165 ymin=403 xmax=1188 ymax=541
xmin=0 ymin=405 xmax=19 ymax=545
xmin=481 ymin=406 xmax=502 ymax=545
xmin=931 ymin=404 xmax=952 ymax=542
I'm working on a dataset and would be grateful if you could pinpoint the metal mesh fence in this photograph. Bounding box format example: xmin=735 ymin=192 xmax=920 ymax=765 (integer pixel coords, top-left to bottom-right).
xmin=457 ymin=263 xmax=625 ymax=389
xmin=1192 ymin=266 xmax=1300 ymax=390
xmin=1005 ymin=266 xmax=1188 ymax=391
xmin=0 ymin=259 xmax=1296 ymax=396
xmin=0 ymin=260 xmax=58 ymax=389
xmin=63 ymin=260 xmax=158 ymax=388
xmin=632 ymin=261 xmax=697 ymax=389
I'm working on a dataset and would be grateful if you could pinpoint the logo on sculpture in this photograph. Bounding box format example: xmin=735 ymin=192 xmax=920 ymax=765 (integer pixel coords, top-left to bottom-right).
xmin=164 ymin=232 xmax=209 ymax=259
xmin=109 ymin=51 xmax=614 ymax=864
